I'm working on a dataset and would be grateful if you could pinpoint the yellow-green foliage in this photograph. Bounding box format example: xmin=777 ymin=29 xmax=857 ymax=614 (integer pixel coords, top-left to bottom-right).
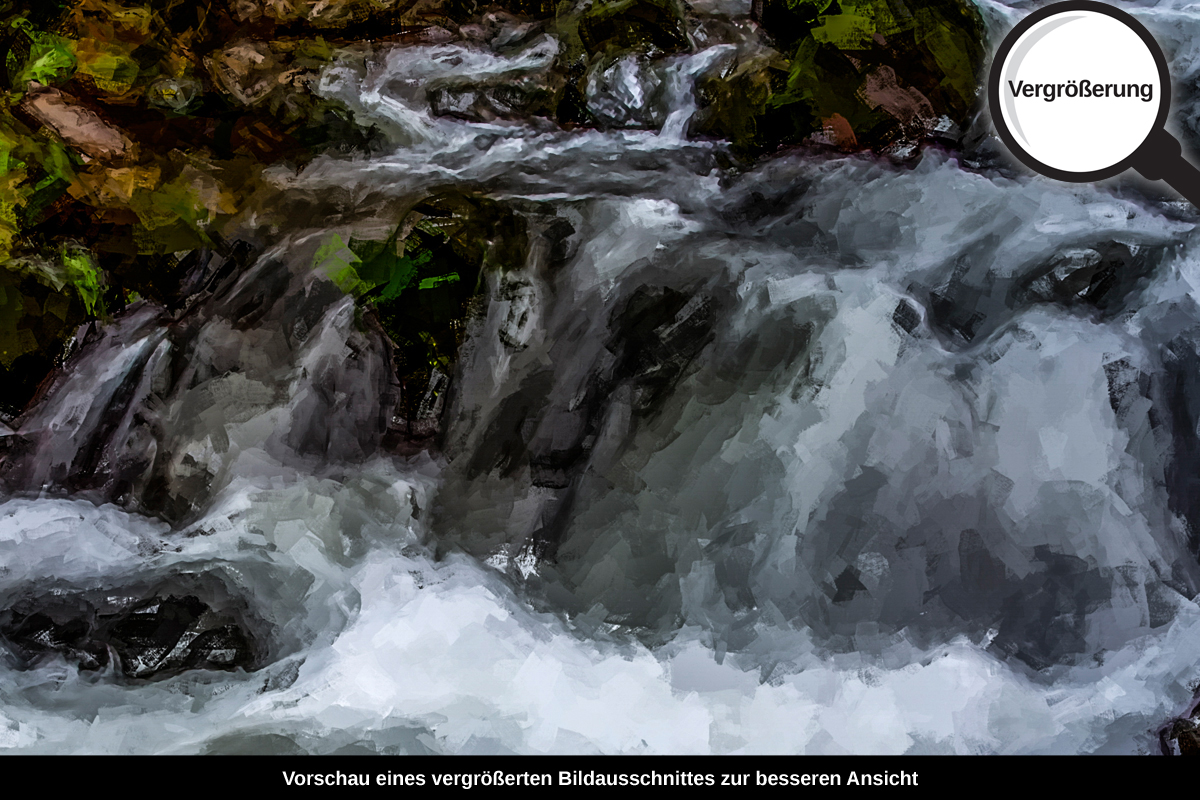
xmin=313 ymin=227 xmax=439 ymax=301
xmin=315 ymin=233 xmax=370 ymax=297
xmin=0 ymin=110 xmax=78 ymax=260
xmin=9 ymin=28 xmax=77 ymax=88
xmin=762 ymin=0 xmax=984 ymax=151
xmin=59 ymin=245 xmax=101 ymax=314
xmin=74 ymin=37 xmax=140 ymax=94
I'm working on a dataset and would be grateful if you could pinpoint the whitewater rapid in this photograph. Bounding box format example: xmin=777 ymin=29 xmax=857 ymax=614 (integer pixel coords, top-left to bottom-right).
xmin=4 ymin=0 xmax=1200 ymax=753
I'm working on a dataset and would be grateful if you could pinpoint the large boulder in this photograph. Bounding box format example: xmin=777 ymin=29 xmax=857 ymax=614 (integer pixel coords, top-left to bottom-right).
xmin=0 ymin=591 xmax=258 ymax=679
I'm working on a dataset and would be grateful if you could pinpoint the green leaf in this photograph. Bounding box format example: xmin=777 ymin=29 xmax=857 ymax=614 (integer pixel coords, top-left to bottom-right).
xmin=12 ymin=31 xmax=76 ymax=88
xmin=60 ymin=246 xmax=101 ymax=316
xmin=418 ymin=272 xmax=460 ymax=290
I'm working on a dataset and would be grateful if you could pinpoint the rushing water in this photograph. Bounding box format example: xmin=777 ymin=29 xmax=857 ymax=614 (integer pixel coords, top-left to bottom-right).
xmin=5 ymin=0 xmax=1200 ymax=754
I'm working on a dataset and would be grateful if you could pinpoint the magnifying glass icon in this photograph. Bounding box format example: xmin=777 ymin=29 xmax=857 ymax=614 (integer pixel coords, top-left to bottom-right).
xmin=989 ymin=0 xmax=1200 ymax=206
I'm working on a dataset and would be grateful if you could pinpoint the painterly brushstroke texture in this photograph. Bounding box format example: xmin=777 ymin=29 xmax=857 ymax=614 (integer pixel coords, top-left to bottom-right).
xmin=0 ymin=0 xmax=1199 ymax=756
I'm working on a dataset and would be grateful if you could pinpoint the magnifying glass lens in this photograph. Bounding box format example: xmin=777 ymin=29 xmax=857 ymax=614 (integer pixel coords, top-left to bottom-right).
xmin=997 ymin=11 xmax=1162 ymax=175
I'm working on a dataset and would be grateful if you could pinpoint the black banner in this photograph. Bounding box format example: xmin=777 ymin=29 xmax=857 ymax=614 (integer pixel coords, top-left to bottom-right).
xmin=0 ymin=754 xmax=1175 ymax=788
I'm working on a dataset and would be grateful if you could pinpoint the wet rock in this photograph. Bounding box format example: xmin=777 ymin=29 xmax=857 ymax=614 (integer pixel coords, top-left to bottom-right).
xmin=460 ymin=10 xmax=544 ymax=46
xmin=1159 ymin=325 xmax=1200 ymax=559
xmin=1012 ymin=245 xmax=1165 ymax=312
xmin=146 ymin=77 xmax=203 ymax=113
xmin=0 ymin=303 xmax=168 ymax=506
xmin=609 ymin=285 xmax=717 ymax=416
xmin=203 ymin=38 xmax=360 ymax=146
xmin=0 ymin=591 xmax=258 ymax=679
xmin=921 ymin=241 xmax=1168 ymax=349
xmin=582 ymin=53 xmax=668 ymax=129
xmin=433 ymin=259 xmax=727 ymax=570
xmin=352 ymin=192 xmax=531 ymax=449
xmin=0 ymin=257 xmax=95 ymax=418
xmin=429 ymin=81 xmax=560 ymax=122
xmin=576 ymin=0 xmax=691 ymax=58
xmin=227 ymin=0 xmax=406 ymax=27
xmin=0 ymin=236 xmax=254 ymax=424
xmin=734 ymin=0 xmax=986 ymax=155
xmin=207 ymin=41 xmax=288 ymax=107
xmin=690 ymin=45 xmax=790 ymax=153
xmin=537 ymin=0 xmax=693 ymax=131
xmin=424 ymin=35 xmax=566 ymax=124
xmin=1161 ymin=693 xmax=1200 ymax=755
xmin=21 ymin=82 xmax=133 ymax=161
xmin=0 ymin=238 xmax=396 ymax=523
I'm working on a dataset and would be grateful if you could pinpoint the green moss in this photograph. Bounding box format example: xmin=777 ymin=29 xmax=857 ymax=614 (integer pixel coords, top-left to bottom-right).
xmin=0 ymin=109 xmax=79 ymax=257
xmin=739 ymin=0 xmax=986 ymax=153
xmin=327 ymin=193 xmax=529 ymax=427
xmin=809 ymin=0 xmax=905 ymax=48
xmin=692 ymin=50 xmax=791 ymax=153
xmin=8 ymin=29 xmax=76 ymax=88
xmin=74 ymin=38 xmax=140 ymax=94
xmin=314 ymin=228 xmax=436 ymax=301
xmin=351 ymin=226 xmax=430 ymax=302
xmin=576 ymin=0 xmax=689 ymax=57
xmin=315 ymin=233 xmax=366 ymax=296
xmin=912 ymin=5 xmax=983 ymax=111
xmin=418 ymin=273 xmax=459 ymax=290
xmin=0 ymin=250 xmax=93 ymax=416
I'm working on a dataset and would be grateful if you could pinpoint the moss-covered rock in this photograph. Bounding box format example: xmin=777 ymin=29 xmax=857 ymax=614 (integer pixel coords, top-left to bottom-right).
xmin=703 ymin=0 xmax=986 ymax=155
xmin=0 ymin=0 xmax=986 ymax=419
xmin=690 ymin=46 xmax=789 ymax=153
xmin=0 ymin=1 xmax=388 ymax=415
xmin=313 ymin=192 xmax=528 ymax=444
xmin=0 ymin=249 xmax=97 ymax=417
xmin=575 ymin=0 xmax=690 ymax=58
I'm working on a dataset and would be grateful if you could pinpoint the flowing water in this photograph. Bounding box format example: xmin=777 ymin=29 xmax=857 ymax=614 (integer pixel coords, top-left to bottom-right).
xmin=4 ymin=0 xmax=1200 ymax=754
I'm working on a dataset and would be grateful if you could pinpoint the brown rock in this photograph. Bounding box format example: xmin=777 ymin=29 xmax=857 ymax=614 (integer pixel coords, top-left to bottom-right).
xmin=206 ymin=41 xmax=287 ymax=107
xmin=21 ymin=83 xmax=133 ymax=161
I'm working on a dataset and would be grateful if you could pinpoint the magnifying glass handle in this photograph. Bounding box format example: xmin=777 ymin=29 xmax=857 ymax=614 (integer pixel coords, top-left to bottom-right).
xmin=1132 ymin=128 xmax=1200 ymax=208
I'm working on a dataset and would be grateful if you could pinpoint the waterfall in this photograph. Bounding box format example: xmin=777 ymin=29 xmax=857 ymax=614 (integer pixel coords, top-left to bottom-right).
xmin=3 ymin=0 xmax=1200 ymax=754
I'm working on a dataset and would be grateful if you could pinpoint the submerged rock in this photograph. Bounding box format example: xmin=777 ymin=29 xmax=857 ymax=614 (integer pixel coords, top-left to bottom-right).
xmin=921 ymin=241 xmax=1170 ymax=349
